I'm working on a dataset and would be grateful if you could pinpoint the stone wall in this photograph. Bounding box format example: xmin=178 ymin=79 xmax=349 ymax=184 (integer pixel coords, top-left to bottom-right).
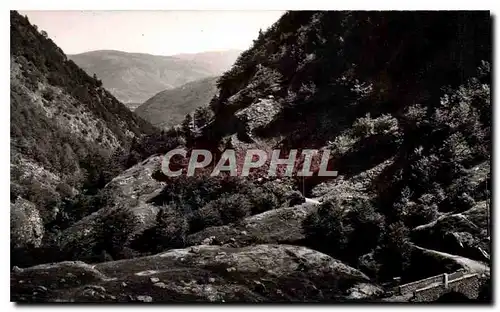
xmin=412 ymin=274 xmax=481 ymax=302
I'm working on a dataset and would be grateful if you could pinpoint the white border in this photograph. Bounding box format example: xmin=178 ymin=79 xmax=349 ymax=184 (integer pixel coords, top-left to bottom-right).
xmin=2 ymin=0 xmax=499 ymax=311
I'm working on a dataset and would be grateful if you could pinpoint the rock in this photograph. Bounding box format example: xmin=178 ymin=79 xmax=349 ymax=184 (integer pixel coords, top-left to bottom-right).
xmin=121 ymin=282 xmax=127 ymax=287
xmin=346 ymin=283 xmax=384 ymax=300
xmin=59 ymin=155 xmax=165 ymax=261
xmin=187 ymin=202 xmax=317 ymax=248
xmin=136 ymin=295 xmax=153 ymax=303
xmin=201 ymin=236 xmax=216 ymax=245
xmin=81 ymin=285 xmax=109 ymax=300
xmin=153 ymin=282 xmax=168 ymax=289
xmin=10 ymin=198 xmax=44 ymax=249
xmin=150 ymin=277 xmax=160 ymax=283
xmin=84 ymin=285 xmax=106 ymax=292
xmin=357 ymin=252 xmax=379 ymax=278
xmin=234 ymin=99 xmax=282 ymax=135
xmin=11 ymin=244 xmax=378 ymax=303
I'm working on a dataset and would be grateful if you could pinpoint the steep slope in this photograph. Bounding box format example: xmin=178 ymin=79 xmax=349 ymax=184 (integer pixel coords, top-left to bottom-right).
xmin=135 ymin=76 xmax=219 ymax=128
xmin=178 ymin=11 xmax=491 ymax=282
xmin=69 ymin=50 xmax=239 ymax=105
xmin=10 ymin=11 xmax=156 ymax=257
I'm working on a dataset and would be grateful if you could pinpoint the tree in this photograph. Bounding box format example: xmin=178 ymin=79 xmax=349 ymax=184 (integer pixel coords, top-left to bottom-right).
xmin=93 ymin=73 xmax=103 ymax=87
xmin=302 ymin=199 xmax=347 ymax=257
xmin=375 ymin=221 xmax=412 ymax=280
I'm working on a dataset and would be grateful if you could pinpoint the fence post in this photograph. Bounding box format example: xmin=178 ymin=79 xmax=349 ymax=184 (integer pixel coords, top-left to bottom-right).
xmin=443 ymin=273 xmax=449 ymax=289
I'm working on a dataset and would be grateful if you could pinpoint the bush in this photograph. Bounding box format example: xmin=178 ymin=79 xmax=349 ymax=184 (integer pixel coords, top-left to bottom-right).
xmin=302 ymin=198 xmax=347 ymax=257
xmin=131 ymin=206 xmax=188 ymax=253
xmin=42 ymin=88 xmax=55 ymax=101
xmin=246 ymin=186 xmax=279 ymax=214
xmin=402 ymin=201 xmax=438 ymax=228
xmin=352 ymin=113 xmax=399 ymax=139
xmin=94 ymin=207 xmax=140 ymax=260
xmin=188 ymin=193 xmax=253 ymax=233
xmin=189 ymin=204 xmax=223 ymax=232
xmin=344 ymin=199 xmax=385 ymax=261
xmin=217 ymin=193 xmax=253 ymax=224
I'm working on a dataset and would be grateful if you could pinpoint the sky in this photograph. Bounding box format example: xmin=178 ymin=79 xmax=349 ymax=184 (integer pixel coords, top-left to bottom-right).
xmin=19 ymin=10 xmax=285 ymax=56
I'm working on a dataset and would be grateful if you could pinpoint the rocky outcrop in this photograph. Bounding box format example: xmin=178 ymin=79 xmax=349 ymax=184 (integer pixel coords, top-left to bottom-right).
xmin=235 ymin=98 xmax=281 ymax=137
xmin=10 ymin=198 xmax=44 ymax=249
xmin=187 ymin=202 xmax=318 ymax=247
xmin=58 ymin=155 xmax=165 ymax=260
xmin=11 ymin=244 xmax=382 ymax=303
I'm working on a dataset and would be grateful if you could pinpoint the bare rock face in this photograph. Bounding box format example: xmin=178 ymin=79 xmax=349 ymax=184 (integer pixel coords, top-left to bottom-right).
xmin=58 ymin=155 xmax=165 ymax=260
xmin=11 ymin=244 xmax=382 ymax=303
xmin=103 ymin=155 xmax=165 ymax=223
xmin=187 ymin=202 xmax=317 ymax=248
xmin=235 ymin=98 xmax=281 ymax=136
xmin=11 ymin=198 xmax=44 ymax=249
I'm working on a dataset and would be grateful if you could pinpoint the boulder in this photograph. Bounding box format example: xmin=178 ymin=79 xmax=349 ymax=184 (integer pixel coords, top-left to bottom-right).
xmin=187 ymin=202 xmax=317 ymax=248
xmin=58 ymin=155 xmax=165 ymax=260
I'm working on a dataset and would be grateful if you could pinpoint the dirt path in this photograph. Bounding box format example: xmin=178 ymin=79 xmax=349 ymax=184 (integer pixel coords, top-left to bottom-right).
xmin=414 ymin=245 xmax=489 ymax=274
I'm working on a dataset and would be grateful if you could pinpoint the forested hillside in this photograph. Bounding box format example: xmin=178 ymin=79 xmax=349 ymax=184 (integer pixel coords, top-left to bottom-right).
xmin=177 ymin=11 xmax=492 ymax=282
xmin=136 ymin=76 xmax=218 ymax=128
xmin=10 ymin=11 xmax=159 ymax=264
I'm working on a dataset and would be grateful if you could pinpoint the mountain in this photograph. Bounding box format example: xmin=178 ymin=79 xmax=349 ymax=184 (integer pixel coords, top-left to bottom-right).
xmin=11 ymin=11 xmax=492 ymax=303
xmin=173 ymin=49 xmax=242 ymax=73
xmin=69 ymin=50 xmax=240 ymax=105
xmin=135 ymin=76 xmax=219 ymax=128
xmin=10 ymin=11 xmax=156 ymax=258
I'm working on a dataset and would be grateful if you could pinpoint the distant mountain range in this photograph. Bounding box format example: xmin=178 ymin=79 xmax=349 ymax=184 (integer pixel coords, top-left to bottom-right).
xmin=69 ymin=49 xmax=240 ymax=106
xmin=135 ymin=76 xmax=219 ymax=128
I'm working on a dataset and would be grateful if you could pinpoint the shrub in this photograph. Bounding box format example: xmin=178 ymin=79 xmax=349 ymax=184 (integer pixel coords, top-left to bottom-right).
xmin=302 ymin=198 xmax=347 ymax=257
xmin=217 ymin=193 xmax=253 ymax=224
xmin=94 ymin=207 xmax=140 ymax=260
xmin=131 ymin=206 xmax=188 ymax=253
xmin=246 ymin=187 xmax=279 ymax=214
xmin=344 ymin=199 xmax=385 ymax=261
xmin=42 ymin=88 xmax=55 ymax=101
xmin=373 ymin=114 xmax=399 ymax=135
xmin=402 ymin=201 xmax=438 ymax=228
xmin=154 ymin=207 xmax=188 ymax=249
xmin=352 ymin=113 xmax=399 ymax=139
xmin=352 ymin=113 xmax=374 ymax=138
xmin=189 ymin=203 xmax=223 ymax=233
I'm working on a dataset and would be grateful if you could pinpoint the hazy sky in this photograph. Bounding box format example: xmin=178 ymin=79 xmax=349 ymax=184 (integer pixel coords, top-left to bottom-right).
xmin=19 ymin=10 xmax=285 ymax=56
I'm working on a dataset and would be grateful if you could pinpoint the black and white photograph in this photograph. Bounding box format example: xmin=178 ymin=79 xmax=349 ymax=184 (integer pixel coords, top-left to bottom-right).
xmin=8 ymin=6 xmax=493 ymax=304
